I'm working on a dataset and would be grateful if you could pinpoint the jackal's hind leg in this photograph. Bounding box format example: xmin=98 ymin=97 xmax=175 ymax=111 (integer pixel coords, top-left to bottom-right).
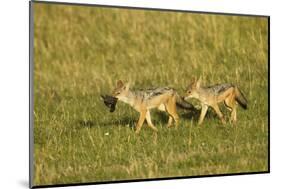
xmin=146 ymin=111 xmax=158 ymax=132
xmin=224 ymin=97 xmax=237 ymax=124
xmin=165 ymin=97 xmax=179 ymax=128
xmin=172 ymin=113 xmax=179 ymax=128
xmin=224 ymin=98 xmax=233 ymax=111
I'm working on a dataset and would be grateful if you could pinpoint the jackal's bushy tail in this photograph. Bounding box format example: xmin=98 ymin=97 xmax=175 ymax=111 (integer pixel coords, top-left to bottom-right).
xmin=175 ymin=94 xmax=194 ymax=110
xmin=235 ymin=87 xmax=247 ymax=109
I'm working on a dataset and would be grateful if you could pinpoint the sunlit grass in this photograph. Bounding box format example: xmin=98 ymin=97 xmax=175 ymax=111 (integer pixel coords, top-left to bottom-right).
xmin=33 ymin=2 xmax=268 ymax=186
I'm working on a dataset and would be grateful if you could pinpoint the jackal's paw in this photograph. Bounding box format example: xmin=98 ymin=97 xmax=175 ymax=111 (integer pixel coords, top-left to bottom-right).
xmin=167 ymin=124 xmax=173 ymax=128
xmin=152 ymin=127 xmax=158 ymax=132
xmin=230 ymin=120 xmax=237 ymax=126
xmin=221 ymin=119 xmax=227 ymax=124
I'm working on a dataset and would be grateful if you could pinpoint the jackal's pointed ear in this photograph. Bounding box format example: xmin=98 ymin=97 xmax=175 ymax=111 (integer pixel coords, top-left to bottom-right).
xmin=117 ymin=80 xmax=124 ymax=88
xmin=191 ymin=77 xmax=196 ymax=84
xmin=124 ymin=82 xmax=130 ymax=91
xmin=190 ymin=77 xmax=196 ymax=88
xmin=196 ymin=77 xmax=202 ymax=88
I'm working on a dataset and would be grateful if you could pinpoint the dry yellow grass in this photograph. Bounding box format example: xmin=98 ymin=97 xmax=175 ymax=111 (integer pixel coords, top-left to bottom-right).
xmin=32 ymin=2 xmax=268 ymax=187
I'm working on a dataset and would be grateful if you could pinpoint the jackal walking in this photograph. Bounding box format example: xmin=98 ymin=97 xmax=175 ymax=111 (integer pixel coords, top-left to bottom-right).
xmin=185 ymin=78 xmax=247 ymax=125
xmin=112 ymin=80 xmax=194 ymax=133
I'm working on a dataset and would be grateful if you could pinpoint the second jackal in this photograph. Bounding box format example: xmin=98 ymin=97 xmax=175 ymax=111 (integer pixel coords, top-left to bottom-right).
xmin=185 ymin=78 xmax=247 ymax=125
xmin=111 ymin=80 xmax=194 ymax=134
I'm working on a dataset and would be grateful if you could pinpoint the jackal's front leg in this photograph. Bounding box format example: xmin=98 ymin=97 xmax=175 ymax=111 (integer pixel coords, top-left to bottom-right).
xmin=135 ymin=109 xmax=147 ymax=134
xmin=146 ymin=111 xmax=158 ymax=132
xmin=212 ymin=104 xmax=226 ymax=124
xmin=198 ymin=104 xmax=208 ymax=125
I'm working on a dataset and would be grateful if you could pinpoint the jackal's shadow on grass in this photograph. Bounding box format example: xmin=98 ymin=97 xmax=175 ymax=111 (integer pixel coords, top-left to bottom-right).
xmin=77 ymin=109 xmax=218 ymax=129
xmin=179 ymin=108 xmax=229 ymax=122
xmin=77 ymin=116 xmax=137 ymax=129
xmin=154 ymin=109 xmax=200 ymax=122
xmin=77 ymin=112 xmax=183 ymax=129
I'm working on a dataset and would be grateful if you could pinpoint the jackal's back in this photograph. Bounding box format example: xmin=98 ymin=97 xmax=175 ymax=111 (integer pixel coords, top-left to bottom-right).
xmin=133 ymin=87 xmax=175 ymax=100
xmin=204 ymin=83 xmax=234 ymax=95
xmin=204 ymin=83 xmax=247 ymax=109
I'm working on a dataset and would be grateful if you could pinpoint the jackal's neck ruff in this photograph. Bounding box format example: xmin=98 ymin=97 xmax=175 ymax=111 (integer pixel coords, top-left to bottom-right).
xmin=117 ymin=90 xmax=136 ymax=107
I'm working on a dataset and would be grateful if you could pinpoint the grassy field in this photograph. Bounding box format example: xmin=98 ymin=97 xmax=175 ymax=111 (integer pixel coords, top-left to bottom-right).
xmin=32 ymin=2 xmax=269 ymax=186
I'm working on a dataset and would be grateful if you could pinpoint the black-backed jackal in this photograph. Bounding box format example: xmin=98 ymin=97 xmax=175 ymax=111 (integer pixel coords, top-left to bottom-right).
xmin=185 ymin=78 xmax=247 ymax=125
xmin=112 ymin=80 xmax=194 ymax=134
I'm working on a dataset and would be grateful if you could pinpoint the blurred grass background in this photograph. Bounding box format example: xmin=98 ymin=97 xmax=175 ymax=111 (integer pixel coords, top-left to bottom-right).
xmin=33 ymin=2 xmax=268 ymax=186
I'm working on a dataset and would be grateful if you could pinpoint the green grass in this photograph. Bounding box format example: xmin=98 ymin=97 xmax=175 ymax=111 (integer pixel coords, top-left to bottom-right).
xmin=33 ymin=2 xmax=268 ymax=186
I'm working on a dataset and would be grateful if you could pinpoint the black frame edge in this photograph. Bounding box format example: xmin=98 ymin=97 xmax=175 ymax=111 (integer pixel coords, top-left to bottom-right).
xmin=267 ymin=16 xmax=270 ymax=173
xmin=29 ymin=1 xmax=34 ymax=188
